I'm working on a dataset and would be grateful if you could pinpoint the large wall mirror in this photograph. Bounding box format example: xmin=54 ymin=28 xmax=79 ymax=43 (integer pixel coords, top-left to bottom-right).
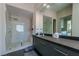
xmin=43 ymin=16 xmax=52 ymax=34
xmin=59 ymin=15 xmax=72 ymax=36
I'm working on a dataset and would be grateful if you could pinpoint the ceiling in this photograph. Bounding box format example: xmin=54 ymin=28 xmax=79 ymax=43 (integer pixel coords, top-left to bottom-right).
xmin=35 ymin=3 xmax=71 ymax=12
xmin=6 ymin=3 xmax=71 ymax=18
xmin=49 ymin=3 xmax=71 ymax=11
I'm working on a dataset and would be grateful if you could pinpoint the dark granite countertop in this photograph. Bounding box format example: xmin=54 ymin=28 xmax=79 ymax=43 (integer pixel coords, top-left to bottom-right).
xmin=34 ymin=35 xmax=79 ymax=50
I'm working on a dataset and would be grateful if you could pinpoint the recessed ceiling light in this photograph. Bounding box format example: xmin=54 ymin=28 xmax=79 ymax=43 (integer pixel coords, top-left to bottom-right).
xmin=43 ymin=4 xmax=47 ymax=6
xmin=46 ymin=5 xmax=50 ymax=8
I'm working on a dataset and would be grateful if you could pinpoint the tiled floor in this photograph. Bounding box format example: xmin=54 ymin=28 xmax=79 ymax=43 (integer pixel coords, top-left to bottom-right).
xmin=24 ymin=50 xmax=38 ymax=56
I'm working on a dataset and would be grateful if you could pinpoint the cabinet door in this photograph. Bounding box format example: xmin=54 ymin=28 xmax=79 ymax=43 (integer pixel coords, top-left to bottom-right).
xmin=50 ymin=43 xmax=68 ymax=56
xmin=38 ymin=39 xmax=65 ymax=56
xmin=33 ymin=37 xmax=40 ymax=50
xmin=43 ymin=41 xmax=65 ymax=56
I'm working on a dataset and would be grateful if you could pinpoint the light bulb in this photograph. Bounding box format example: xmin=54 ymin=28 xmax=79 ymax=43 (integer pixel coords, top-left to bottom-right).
xmin=43 ymin=3 xmax=47 ymax=6
xmin=47 ymin=5 xmax=50 ymax=8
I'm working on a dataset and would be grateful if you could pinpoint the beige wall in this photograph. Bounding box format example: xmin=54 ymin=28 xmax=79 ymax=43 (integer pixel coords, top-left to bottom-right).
xmin=57 ymin=4 xmax=72 ymax=19
xmin=72 ymin=3 xmax=79 ymax=37
xmin=43 ymin=10 xmax=57 ymax=18
xmin=35 ymin=11 xmax=43 ymax=33
xmin=7 ymin=3 xmax=35 ymax=13
xmin=33 ymin=11 xmax=43 ymax=34
xmin=0 ymin=4 xmax=6 ymax=55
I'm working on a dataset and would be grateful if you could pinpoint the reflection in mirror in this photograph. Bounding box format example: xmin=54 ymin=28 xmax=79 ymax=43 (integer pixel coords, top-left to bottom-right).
xmin=43 ymin=16 xmax=52 ymax=34
xmin=53 ymin=19 xmax=56 ymax=33
xmin=59 ymin=15 xmax=72 ymax=36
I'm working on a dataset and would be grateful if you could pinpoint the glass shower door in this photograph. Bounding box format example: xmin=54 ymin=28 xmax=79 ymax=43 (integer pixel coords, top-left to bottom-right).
xmin=11 ymin=21 xmax=25 ymax=49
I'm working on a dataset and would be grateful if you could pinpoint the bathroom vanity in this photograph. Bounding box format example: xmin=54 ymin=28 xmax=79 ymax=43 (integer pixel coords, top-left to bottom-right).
xmin=33 ymin=35 xmax=79 ymax=56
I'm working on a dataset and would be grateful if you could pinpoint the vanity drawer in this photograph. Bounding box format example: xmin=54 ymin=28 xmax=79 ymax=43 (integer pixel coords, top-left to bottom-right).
xmin=51 ymin=43 xmax=79 ymax=56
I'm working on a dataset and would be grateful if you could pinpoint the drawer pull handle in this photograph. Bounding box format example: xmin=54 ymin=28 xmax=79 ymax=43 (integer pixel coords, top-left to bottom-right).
xmin=55 ymin=48 xmax=68 ymax=56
